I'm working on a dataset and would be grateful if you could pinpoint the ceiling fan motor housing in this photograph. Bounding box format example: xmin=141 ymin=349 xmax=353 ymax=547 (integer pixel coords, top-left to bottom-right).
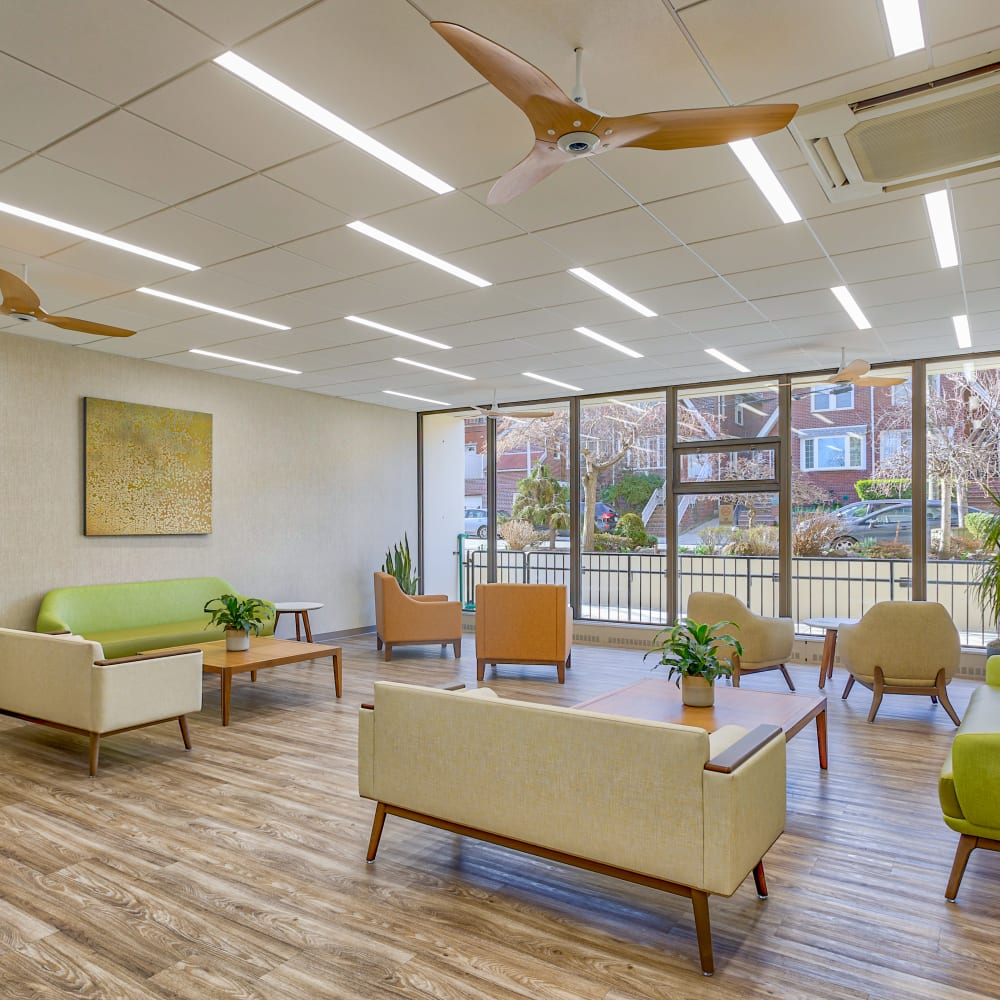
xmin=10 ymin=312 xmax=36 ymax=322
xmin=557 ymin=131 xmax=602 ymax=155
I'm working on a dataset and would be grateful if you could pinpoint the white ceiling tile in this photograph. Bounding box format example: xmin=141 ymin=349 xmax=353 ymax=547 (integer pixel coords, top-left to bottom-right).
xmin=728 ymin=258 xmax=841 ymax=300
xmin=647 ymin=180 xmax=788 ymax=244
xmin=535 ymin=206 xmax=676 ymax=265
xmin=143 ymin=269 xmax=281 ymax=313
xmin=365 ymin=263 xmax=486 ymax=306
xmin=641 ymin=277 xmax=744 ymax=315
xmin=499 ymin=272 xmax=604 ymax=309
xmin=669 ymin=302 xmax=768 ymax=334
xmin=213 ymin=248 xmax=344 ymax=295
xmin=285 ymin=225 xmax=405 ymax=275
xmin=155 ymin=0 xmax=314 ymax=45
xmin=183 ymin=176 xmax=348 ymax=245
xmin=45 ymin=241 xmax=192 ymax=289
xmin=856 ymin=269 xmax=963 ymax=308
xmin=597 ymin=145 xmax=746 ymax=206
xmin=960 ymin=226 xmax=1000 ymax=266
xmin=0 ymin=321 xmax=92 ymax=346
xmin=0 ymin=217 xmax=79 ymax=258
xmin=955 ymin=178 xmax=1000 ymax=232
xmin=0 ymin=0 xmax=219 ymax=103
xmin=128 ymin=64 xmax=333 ymax=171
xmin=693 ymin=222 xmax=822 ymax=275
xmin=756 ymin=289 xmax=845 ymax=322
xmin=809 ymin=197 xmax=931 ymax=255
xmin=448 ymin=236 xmax=571 ymax=285
xmin=833 ymin=241 xmax=938 ymax=284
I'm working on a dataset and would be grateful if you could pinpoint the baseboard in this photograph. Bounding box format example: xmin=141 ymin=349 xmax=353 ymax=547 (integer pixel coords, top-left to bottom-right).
xmin=313 ymin=625 xmax=376 ymax=642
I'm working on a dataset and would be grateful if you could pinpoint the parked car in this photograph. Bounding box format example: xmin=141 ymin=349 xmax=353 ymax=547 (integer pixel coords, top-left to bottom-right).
xmin=832 ymin=499 xmax=908 ymax=521
xmin=464 ymin=507 xmax=490 ymax=538
xmin=829 ymin=501 xmax=985 ymax=551
xmin=591 ymin=501 xmax=618 ymax=533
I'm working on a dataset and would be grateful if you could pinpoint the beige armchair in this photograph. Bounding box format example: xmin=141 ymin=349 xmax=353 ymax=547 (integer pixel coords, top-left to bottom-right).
xmin=373 ymin=573 xmax=462 ymax=662
xmin=0 ymin=627 xmax=202 ymax=775
xmin=474 ymin=583 xmax=573 ymax=683
xmin=686 ymin=592 xmax=796 ymax=690
xmin=837 ymin=601 xmax=961 ymax=724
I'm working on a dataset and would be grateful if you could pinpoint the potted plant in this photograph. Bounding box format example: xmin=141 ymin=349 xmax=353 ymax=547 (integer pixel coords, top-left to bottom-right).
xmin=975 ymin=487 xmax=1000 ymax=658
xmin=204 ymin=594 xmax=270 ymax=651
xmin=645 ymin=618 xmax=743 ymax=707
xmin=383 ymin=533 xmax=419 ymax=595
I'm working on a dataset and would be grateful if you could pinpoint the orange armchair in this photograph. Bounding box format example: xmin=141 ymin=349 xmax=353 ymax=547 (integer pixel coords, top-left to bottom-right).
xmin=475 ymin=583 xmax=573 ymax=683
xmin=373 ymin=573 xmax=462 ymax=662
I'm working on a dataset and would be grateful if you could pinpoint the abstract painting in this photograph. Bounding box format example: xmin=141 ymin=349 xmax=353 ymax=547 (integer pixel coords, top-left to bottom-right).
xmin=84 ymin=397 xmax=212 ymax=536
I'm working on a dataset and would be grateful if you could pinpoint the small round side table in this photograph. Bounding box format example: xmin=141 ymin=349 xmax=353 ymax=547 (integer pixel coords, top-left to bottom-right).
xmin=273 ymin=602 xmax=324 ymax=643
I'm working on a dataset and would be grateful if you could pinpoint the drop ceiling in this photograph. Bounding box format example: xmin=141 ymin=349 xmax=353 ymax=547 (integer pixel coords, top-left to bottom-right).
xmin=2 ymin=0 xmax=1000 ymax=411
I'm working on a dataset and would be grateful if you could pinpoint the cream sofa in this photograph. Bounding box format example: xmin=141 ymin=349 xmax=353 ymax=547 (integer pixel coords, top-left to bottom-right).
xmin=358 ymin=681 xmax=786 ymax=975
xmin=0 ymin=627 xmax=203 ymax=775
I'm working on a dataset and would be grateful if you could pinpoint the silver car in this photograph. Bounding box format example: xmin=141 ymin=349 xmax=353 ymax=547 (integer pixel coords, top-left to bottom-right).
xmin=829 ymin=501 xmax=984 ymax=550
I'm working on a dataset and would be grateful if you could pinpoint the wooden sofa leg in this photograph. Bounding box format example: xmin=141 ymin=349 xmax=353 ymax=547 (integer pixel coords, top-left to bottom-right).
xmin=384 ymin=644 xmax=392 ymax=662
xmin=556 ymin=661 xmax=566 ymax=684
xmin=178 ymin=716 xmax=192 ymax=750
xmin=477 ymin=658 xmax=486 ymax=681
xmin=867 ymin=667 xmax=885 ymax=723
xmin=778 ymin=664 xmax=795 ymax=691
xmin=935 ymin=670 xmax=961 ymax=726
xmin=89 ymin=734 xmax=100 ymax=778
xmin=366 ymin=803 xmax=388 ymax=863
xmin=453 ymin=637 xmax=462 ymax=659
xmin=752 ymin=860 xmax=768 ymax=898
xmin=690 ymin=890 xmax=714 ymax=976
xmin=946 ymin=834 xmax=979 ymax=900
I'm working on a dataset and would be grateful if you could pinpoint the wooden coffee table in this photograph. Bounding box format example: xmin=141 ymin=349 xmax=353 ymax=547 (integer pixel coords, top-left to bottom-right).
xmin=149 ymin=636 xmax=342 ymax=726
xmin=575 ymin=678 xmax=827 ymax=769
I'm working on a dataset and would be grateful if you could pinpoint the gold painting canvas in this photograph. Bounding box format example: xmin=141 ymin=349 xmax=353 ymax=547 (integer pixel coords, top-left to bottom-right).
xmin=84 ymin=397 xmax=212 ymax=536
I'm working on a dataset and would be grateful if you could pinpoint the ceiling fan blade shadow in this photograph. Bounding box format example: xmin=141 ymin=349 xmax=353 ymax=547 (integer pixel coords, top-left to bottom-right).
xmin=0 ymin=268 xmax=41 ymax=314
xmin=42 ymin=314 xmax=136 ymax=338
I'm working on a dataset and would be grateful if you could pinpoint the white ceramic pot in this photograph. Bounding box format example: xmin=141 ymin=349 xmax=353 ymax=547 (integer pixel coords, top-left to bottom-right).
xmin=681 ymin=674 xmax=715 ymax=707
xmin=225 ymin=628 xmax=250 ymax=652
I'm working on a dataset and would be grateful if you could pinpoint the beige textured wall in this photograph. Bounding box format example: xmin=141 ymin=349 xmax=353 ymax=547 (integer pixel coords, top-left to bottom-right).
xmin=0 ymin=332 xmax=416 ymax=635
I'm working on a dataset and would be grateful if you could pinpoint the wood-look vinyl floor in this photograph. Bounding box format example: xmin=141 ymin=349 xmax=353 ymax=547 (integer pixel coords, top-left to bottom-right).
xmin=0 ymin=636 xmax=998 ymax=998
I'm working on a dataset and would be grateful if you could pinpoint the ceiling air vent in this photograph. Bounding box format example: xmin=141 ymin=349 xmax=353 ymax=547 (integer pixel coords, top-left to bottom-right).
xmin=791 ymin=61 xmax=1000 ymax=202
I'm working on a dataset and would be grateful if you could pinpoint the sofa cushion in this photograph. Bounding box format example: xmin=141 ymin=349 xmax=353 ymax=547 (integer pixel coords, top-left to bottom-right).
xmin=939 ymin=681 xmax=1000 ymax=820
xmin=88 ymin=620 xmax=225 ymax=659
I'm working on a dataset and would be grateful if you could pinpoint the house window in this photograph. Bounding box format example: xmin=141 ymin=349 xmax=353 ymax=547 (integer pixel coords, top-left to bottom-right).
xmin=880 ymin=428 xmax=911 ymax=462
xmin=801 ymin=433 xmax=865 ymax=471
xmin=811 ymin=385 xmax=854 ymax=411
xmin=734 ymin=396 xmax=744 ymax=426
xmin=890 ymin=381 xmax=912 ymax=407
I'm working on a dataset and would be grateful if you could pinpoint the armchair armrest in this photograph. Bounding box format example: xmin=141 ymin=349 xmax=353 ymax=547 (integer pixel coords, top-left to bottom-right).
xmin=705 ymin=725 xmax=782 ymax=773
xmin=411 ymin=594 xmax=447 ymax=602
xmin=95 ymin=648 xmax=201 ymax=666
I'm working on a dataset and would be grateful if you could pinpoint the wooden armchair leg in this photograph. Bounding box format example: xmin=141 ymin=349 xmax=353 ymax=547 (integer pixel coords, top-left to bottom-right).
xmin=89 ymin=734 xmax=100 ymax=777
xmin=752 ymin=860 xmax=768 ymax=898
xmin=867 ymin=666 xmax=885 ymax=723
xmin=935 ymin=669 xmax=961 ymax=726
xmin=453 ymin=637 xmax=462 ymax=658
xmin=366 ymin=802 xmax=388 ymax=863
xmin=556 ymin=661 xmax=566 ymax=684
xmin=384 ymin=644 xmax=392 ymax=662
xmin=178 ymin=716 xmax=192 ymax=750
xmin=946 ymin=834 xmax=979 ymax=900
xmin=778 ymin=665 xmax=796 ymax=691
xmin=842 ymin=674 xmax=855 ymax=699
xmin=376 ymin=635 xmax=383 ymax=651
xmin=690 ymin=890 xmax=714 ymax=976
xmin=476 ymin=658 xmax=486 ymax=681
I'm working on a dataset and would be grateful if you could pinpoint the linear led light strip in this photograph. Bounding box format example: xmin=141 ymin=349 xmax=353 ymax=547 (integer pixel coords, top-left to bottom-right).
xmin=568 ymin=268 xmax=656 ymax=317
xmin=728 ymin=139 xmax=801 ymax=224
xmin=574 ymin=326 xmax=643 ymax=358
xmin=523 ymin=371 xmax=582 ymax=391
xmin=0 ymin=200 xmax=199 ymax=270
xmin=137 ymin=287 xmax=289 ymax=329
xmin=882 ymin=0 xmax=925 ymax=56
xmin=704 ymin=348 xmax=750 ymax=373
xmin=394 ymin=357 xmax=475 ymax=380
xmin=214 ymin=52 xmax=453 ymax=195
xmin=953 ymin=315 xmax=971 ymax=349
xmin=346 ymin=314 xmax=449 ymax=349
xmin=830 ymin=286 xmax=871 ymax=330
xmin=347 ymin=221 xmax=491 ymax=287
xmin=924 ymin=190 xmax=958 ymax=268
xmin=383 ymin=390 xmax=449 ymax=406
xmin=189 ymin=348 xmax=301 ymax=374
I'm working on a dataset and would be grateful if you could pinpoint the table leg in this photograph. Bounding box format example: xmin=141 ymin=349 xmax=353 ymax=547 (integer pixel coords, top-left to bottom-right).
xmin=332 ymin=650 xmax=342 ymax=698
xmin=815 ymin=707 xmax=828 ymax=769
xmin=273 ymin=610 xmax=283 ymax=637
xmin=221 ymin=669 xmax=232 ymax=727
xmin=295 ymin=613 xmax=302 ymax=641
xmin=303 ymin=610 xmax=314 ymax=643
xmin=819 ymin=629 xmax=836 ymax=689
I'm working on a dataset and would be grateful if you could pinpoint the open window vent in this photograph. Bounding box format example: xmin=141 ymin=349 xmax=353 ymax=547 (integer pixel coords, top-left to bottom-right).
xmin=791 ymin=60 xmax=1000 ymax=202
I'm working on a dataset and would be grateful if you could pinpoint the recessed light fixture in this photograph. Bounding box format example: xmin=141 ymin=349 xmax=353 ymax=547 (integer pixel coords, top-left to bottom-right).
xmin=574 ymin=326 xmax=643 ymax=358
xmin=728 ymin=139 xmax=801 ymax=224
xmin=189 ymin=348 xmax=301 ymax=374
xmin=137 ymin=287 xmax=289 ymax=329
xmin=382 ymin=390 xmax=449 ymax=406
xmin=738 ymin=402 xmax=767 ymax=417
xmin=704 ymin=348 xmax=751 ymax=373
xmin=568 ymin=268 xmax=656 ymax=318
xmin=882 ymin=0 xmax=925 ymax=56
xmin=953 ymin=314 xmax=972 ymax=349
xmin=830 ymin=286 xmax=871 ymax=330
xmin=923 ymin=190 xmax=958 ymax=268
xmin=214 ymin=52 xmax=453 ymax=195
xmin=523 ymin=371 xmax=583 ymax=391
xmin=347 ymin=221 xmax=491 ymax=287
xmin=394 ymin=357 xmax=475 ymax=381
xmin=345 ymin=315 xmax=450 ymax=349
xmin=0 ymin=200 xmax=199 ymax=271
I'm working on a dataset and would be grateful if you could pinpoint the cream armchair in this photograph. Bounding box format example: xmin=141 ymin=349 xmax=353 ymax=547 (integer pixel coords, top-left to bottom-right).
xmin=474 ymin=583 xmax=573 ymax=683
xmin=373 ymin=572 xmax=462 ymax=662
xmin=686 ymin=592 xmax=796 ymax=690
xmin=0 ymin=627 xmax=202 ymax=775
xmin=837 ymin=601 xmax=961 ymax=724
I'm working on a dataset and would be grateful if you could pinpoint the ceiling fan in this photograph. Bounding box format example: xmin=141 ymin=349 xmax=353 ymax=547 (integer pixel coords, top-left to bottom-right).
xmin=465 ymin=391 xmax=554 ymax=420
xmin=824 ymin=350 xmax=906 ymax=388
xmin=430 ymin=21 xmax=798 ymax=204
xmin=0 ymin=269 xmax=135 ymax=338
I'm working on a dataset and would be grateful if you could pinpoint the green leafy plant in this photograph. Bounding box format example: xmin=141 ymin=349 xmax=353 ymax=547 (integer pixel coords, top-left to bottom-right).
xmin=203 ymin=594 xmax=270 ymax=635
xmin=601 ymin=472 xmax=664 ymax=515
xmin=645 ymin=619 xmax=742 ymax=686
xmin=615 ymin=512 xmax=656 ymax=549
xmin=854 ymin=478 xmax=911 ymax=500
xmin=975 ymin=487 xmax=1000 ymax=625
xmin=965 ymin=512 xmax=994 ymax=539
xmin=724 ymin=526 xmax=778 ymax=555
xmin=383 ymin=533 xmax=419 ymax=595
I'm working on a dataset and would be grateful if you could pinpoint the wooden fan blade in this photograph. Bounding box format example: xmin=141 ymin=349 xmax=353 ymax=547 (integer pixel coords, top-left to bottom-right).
xmin=855 ymin=375 xmax=907 ymax=387
xmin=431 ymin=21 xmax=599 ymax=138
xmin=488 ymin=140 xmax=570 ymax=204
xmin=42 ymin=313 xmax=136 ymax=338
xmin=832 ymin=358 xmax=871 ymax=381
xmin=604 ymin=104 xmax=797 ymax=151
xmin=0 ymin=268 xmax=41 ymax=313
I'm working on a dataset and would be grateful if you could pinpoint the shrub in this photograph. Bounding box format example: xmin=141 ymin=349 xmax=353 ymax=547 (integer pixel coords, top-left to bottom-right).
xmin=966 ymin=512 xmax=996 ymax=540
xmin=592 ymin=532 xmax=631 ymax=552
xmin=699 ymin=526 xmax=735 ymax=553
xmin=498 ymin=519 xmax=539 ymax=551
xmin=724 ymin=527 xmax=778 ymax=555
xmin=854 ymin=478 xmax=911 ymax=500
xmin=931 ymin=535 xmax=985 ymax=560
xmin=793 ymin=513 xmax=844 ymax=556
xmin=615 ymin=512 xmax=656 ymax=549
xmin=601 ymin=472 xmax=664 ymax=515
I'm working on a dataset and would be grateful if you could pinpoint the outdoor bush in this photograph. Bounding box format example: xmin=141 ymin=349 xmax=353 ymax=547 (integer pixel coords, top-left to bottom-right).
xmin=854 ymin=478 xmax=911 ymax=500
xmin=592 ymin=531 xmax=631 ymax=552
xmin=965 ymin=512 xmax=996 ymax=539
xmin=498 ymin=519 xmax=538 ymax=551
xmin=931 ymin=534 xmax=985 ymax=560
xmin=699 ymin=526 xmax=735 ymax=553
xmin=615 ymin=512 xmax=656 ymax=549
xmin=601 ymin=472 xmax=663 ymax=515
xmin=792 ymin=513 xmax=845 ymax=556
xmin=724 ymin=526 xmax=778 ymax=556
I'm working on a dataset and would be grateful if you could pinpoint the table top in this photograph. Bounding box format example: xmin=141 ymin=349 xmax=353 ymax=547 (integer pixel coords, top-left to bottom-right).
xmin=148 ymin=635 xmax=338 ymax=672
xmin=574 ymin=677 xmax=825 ymax=738
xmin=802 ymin=617 xmax=859 ymax=630
xmin=273 ymin=602 xmax=324 ymax=612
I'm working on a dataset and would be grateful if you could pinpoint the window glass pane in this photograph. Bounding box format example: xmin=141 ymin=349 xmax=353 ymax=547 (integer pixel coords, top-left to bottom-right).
xmin=676 ymin=381 xmax=779 ymax=443
xmin=678 ymin=445 xmax=776 ymax=484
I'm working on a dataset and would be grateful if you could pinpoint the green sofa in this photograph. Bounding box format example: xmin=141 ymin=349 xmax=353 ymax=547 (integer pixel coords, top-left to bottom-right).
xmin=36 ymin=577 xmax=275 ymax=659
xmin=939 ymin=655 xmax=1000 ymax=899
